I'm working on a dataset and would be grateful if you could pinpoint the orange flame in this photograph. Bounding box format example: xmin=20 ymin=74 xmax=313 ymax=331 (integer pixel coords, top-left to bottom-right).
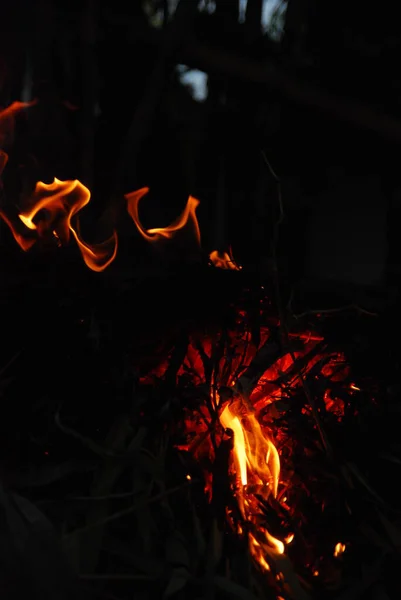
xmin=1 ymin=178 xmax=117 ymax=271
xmin=0 ymin=100 xmax=37 ymax=125
xmin=0 ymin=100 xmax=37 ymax=148
xmin=209 ymin=249 xmax=241 ymax=271
xmin=334 ymin=542 xmax=346 ymax=557
xmin=125 ymin=187 xmax=201 ymax=245
xmin=220 ymin=399 xmax=284 ymax=562
xmin=0 ymin=149 xmax=8 ymax=177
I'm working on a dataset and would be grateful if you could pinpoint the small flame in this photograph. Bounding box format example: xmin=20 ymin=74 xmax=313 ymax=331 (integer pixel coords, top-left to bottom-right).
xmin=125 ymin=187 xmax=201 ymax=245
xmin=209 ymin=249 xmax=241 ymax=270
xmin=0 ymin=100 xmax=37 ymax=124
xmin=220 ymin=399 xmax=284 ymax=564
xmin=334 ymin=542 xmax=346 ymax=557
xmin=0 ymin=100 xmax=37 ymax=148
xmin=1 ymin=178 xmax=117 ymax=271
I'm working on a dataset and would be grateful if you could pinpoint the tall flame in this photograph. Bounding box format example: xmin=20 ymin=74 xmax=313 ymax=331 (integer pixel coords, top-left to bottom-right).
xmin=1 ymin=178 xmax=117 ymax=272
xmin=220 ymin=398 xmax=285 ymax=563
xmin=125 ymin=187 xmax=201 ymax=245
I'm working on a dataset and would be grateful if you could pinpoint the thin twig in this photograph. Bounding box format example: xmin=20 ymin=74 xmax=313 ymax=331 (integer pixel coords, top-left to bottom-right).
xmin=0 ymin=350 xmax=22 ymax=378
xmin=292 ymin=303 xmax=378 ymax=319
xmin=55 ymin=406 xmax=124 ymax=459
xmin=64 ymin=481 xmax=191 ymax=539
xmin=261 ymin=152 xmax=333 ymax=457
xmin=68 ymin=490 xmax=141 ymax=501
xmin=79 ymin=574 xmax=156 ymax=580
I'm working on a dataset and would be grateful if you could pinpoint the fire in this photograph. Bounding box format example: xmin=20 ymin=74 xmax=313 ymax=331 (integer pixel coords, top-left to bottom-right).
xmin=220 ymin=398 xmax=284 ymax=560
xmin=1 ymin=177 xmax=243 ymax=273
xmin=173 ymin=324 xmax=353 ymax=585
xmin=334 ymin=542 xmax=346 ymax=557
xmin=0 ymin=100 xmax=36 ymax=125
xmin=125 ymin=186 xmax=201 ymax=245
xmin=1 ymin=100 xmax=237 ymax=274
xmin=0 ymin=178 xmax=117 ymax=272
xmin=209 ymin=249 xmax=241 ymax=270
xmin=0 ymin=100 xmax=36 ymax=148
xmin=0 ymin=149 xmax=8 ymax=178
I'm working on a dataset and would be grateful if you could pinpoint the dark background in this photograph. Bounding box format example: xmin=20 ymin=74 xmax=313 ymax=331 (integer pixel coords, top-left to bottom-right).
xmin=1 ymin=3 xmax=401 ymax=598
xmin=1 ymin=0 xmax=400 ymax=309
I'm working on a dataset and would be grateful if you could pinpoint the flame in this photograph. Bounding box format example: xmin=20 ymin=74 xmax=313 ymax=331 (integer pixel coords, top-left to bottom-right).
xmin=125 ymin=187 xmax=201 ymax=245
xmin=220 ymin=399 xmax=284 ymax=561
xmin=1 ymin=178 xmax=117 ymax=271
xmin=0 ymin=100 xmax=37 ymax=125
xmin=0 ymin=100 xmax=37 ymax=148
xmin=209 ymin=249 xmax=241 ymax=270
xmin=334 ymin=542 xmax=346 ymax=557
xmin=0 ymin=149 xmax=8 ymax=177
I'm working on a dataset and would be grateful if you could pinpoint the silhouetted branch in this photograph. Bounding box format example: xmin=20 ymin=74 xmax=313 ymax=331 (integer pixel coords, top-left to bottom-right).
xmin=120 ymin=20 xmax=401 ymax=144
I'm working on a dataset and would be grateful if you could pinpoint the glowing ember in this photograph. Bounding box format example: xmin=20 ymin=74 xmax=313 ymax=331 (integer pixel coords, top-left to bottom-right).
xmin=125 ymin=186 xmax=201 ymax=245
xmin=209 ymin=249 xmax=241 ymax=270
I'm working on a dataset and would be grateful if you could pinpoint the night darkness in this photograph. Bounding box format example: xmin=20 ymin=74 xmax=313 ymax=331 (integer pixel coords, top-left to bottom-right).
xmin=1 ymin=2 xmax=401 ymax=599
